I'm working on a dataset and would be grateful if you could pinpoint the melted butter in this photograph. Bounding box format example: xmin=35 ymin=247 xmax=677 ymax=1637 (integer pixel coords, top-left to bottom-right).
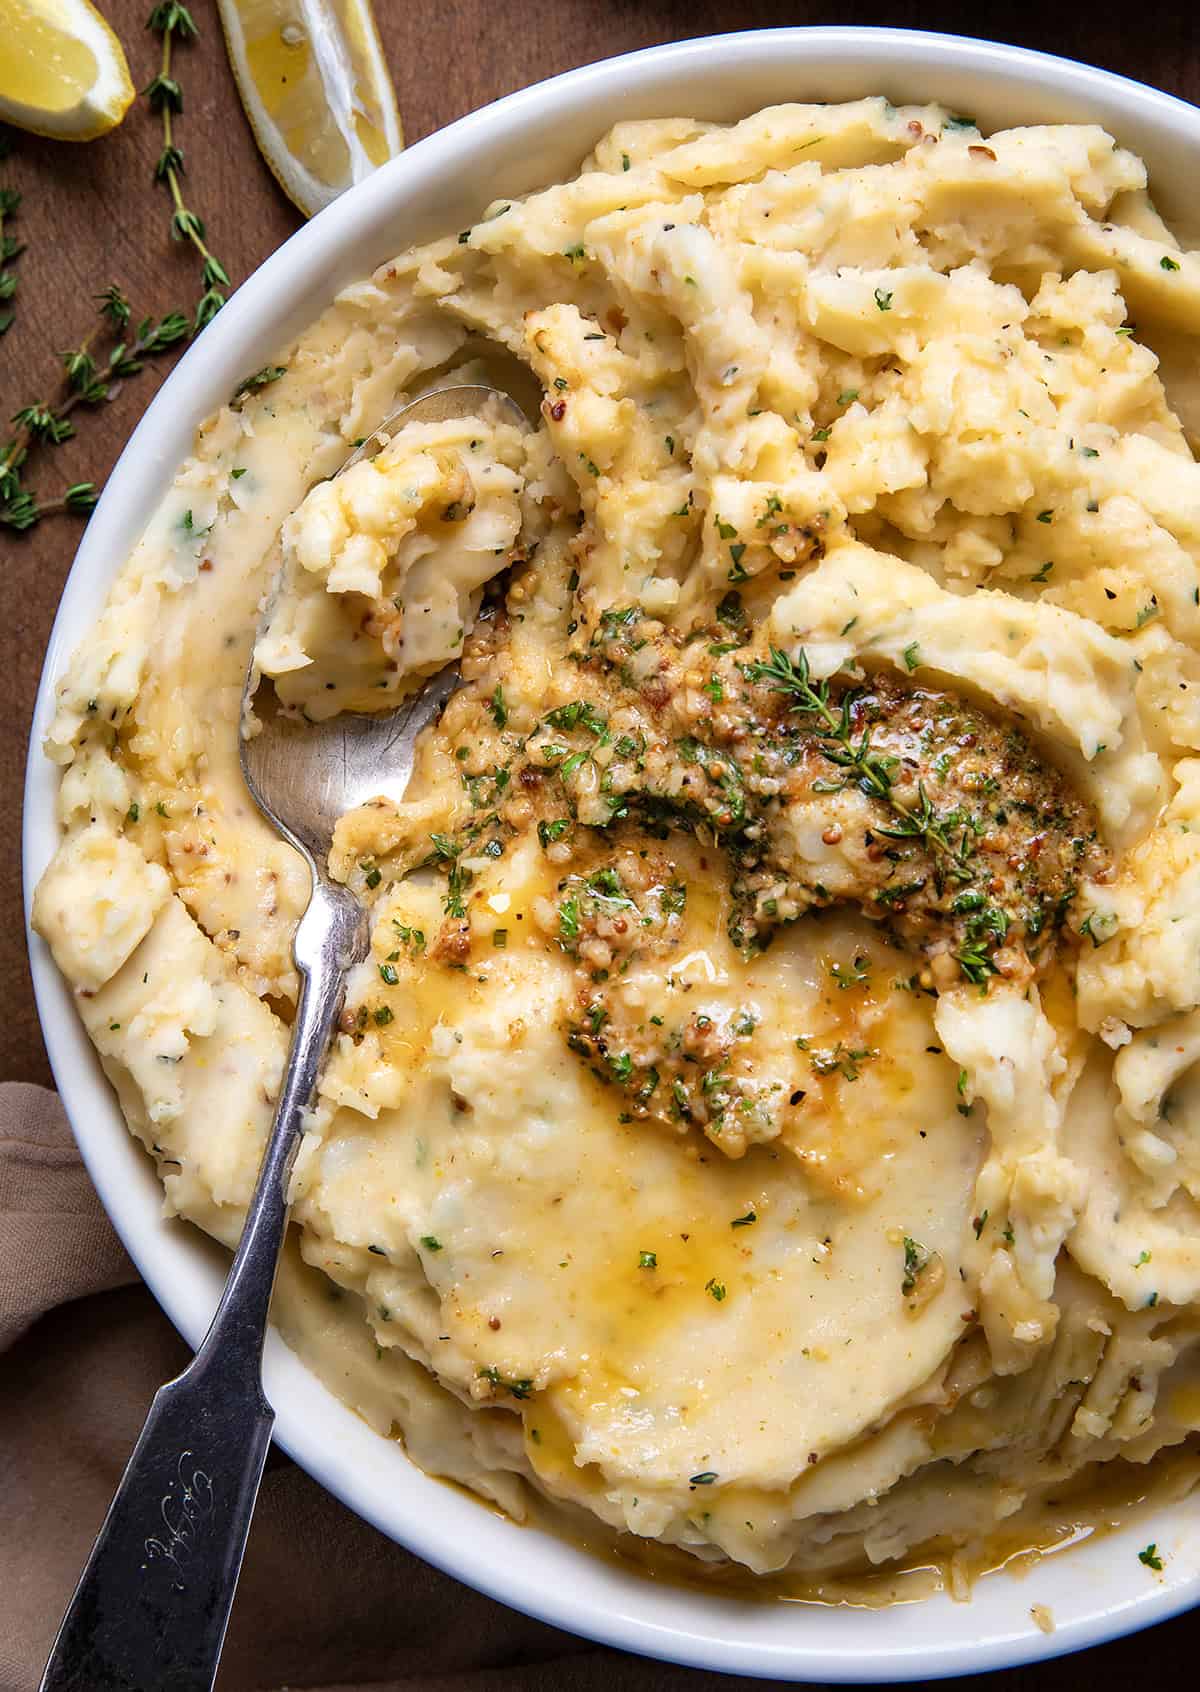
xmin=523 ymin=1398 xmax=611 ymax=1503
xmin=276 ymin=1202 xmax=1200 ymax=1610
xmin=1168 ymin=1383 xmax=1200 ymax=1428
xmin=1037 ymin=958 xmax=1092 ymax=1075
xmin=671 ymin=851 xmax=730 ymax=958
xmin=576 ymin=1439 xmax=1200 ymax=1607
xmin=778 ymin=935 xmax=952 ymax=1203
xmin=559 ymin=1179 xmax=766 ymax=1377
xmin=531 ymin=1041 xmax=775 ymax=1429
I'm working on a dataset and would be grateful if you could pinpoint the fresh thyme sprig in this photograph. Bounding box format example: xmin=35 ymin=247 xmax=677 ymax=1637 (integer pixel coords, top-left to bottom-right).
xmin=745 ymin=646 xmax=974 ymax=877
xmin=748 ymin=646 xmax=899 ymax=802
xmin=0 ymin=133 xmax=22 ymax=337
xmin=35 ymin=483 xmax=103 ymax=520
xmin=1 ymin=289 xmax=190 ymax=530
xmin=0 ymin=189 xmax=21 ymax=337
xmin=954 ymin=936 xmax=995 ymax=985
xmin=950 ymin=891 xmax=1010 ymax=984
xmin=145 ymin=1 xmax=230 ymax=332
xmin=873 ymin=780 xmax=973 ymax=871
xmin=0 ymin=7 xmax=229 ymax=535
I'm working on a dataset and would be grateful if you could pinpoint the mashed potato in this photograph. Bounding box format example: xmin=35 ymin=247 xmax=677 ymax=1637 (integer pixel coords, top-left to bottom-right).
xmin=33 ymin=98 xmax=1200 ymax=1588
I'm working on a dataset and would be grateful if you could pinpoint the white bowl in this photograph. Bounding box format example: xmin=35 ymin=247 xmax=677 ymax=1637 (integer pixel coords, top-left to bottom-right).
xmin=24 ymin=26 xmax=1200 ymax=1681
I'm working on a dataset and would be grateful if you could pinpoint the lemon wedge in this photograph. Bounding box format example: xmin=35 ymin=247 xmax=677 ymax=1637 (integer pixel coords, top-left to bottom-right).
xmin=216 ymin=0 xmax=402 ymax=219
xmin=0 ymin=0 xmax=135 ymax=140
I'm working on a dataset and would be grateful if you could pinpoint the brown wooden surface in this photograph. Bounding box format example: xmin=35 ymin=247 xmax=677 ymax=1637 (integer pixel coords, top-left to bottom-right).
xmin=3 ymin=2 xmax=1200 ymax=1678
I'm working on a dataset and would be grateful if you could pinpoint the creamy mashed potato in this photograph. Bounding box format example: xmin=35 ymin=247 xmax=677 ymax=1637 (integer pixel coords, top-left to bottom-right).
xmin=34 ymin=98 xmax=1200 ymax=1588
xmin=257 ymin=405 xmax=532 ymax=714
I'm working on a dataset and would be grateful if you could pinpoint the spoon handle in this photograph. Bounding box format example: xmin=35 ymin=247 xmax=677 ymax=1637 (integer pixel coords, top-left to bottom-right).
xmin=40 ymin=879 xmax=367 ymax=1692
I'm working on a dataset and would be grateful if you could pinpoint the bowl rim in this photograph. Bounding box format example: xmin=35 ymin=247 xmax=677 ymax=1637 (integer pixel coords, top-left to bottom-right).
xmin=23 ymin=24 xmax=1200 ymax=1682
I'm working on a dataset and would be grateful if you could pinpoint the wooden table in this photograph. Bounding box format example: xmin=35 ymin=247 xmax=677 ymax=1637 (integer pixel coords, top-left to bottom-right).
xmin=5 ymin=0 xmax=1199 ymax=1679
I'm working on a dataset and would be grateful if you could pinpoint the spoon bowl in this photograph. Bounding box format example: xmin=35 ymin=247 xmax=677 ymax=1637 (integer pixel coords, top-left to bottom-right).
xmin=239 ymin=382 xmax=525 ymax=860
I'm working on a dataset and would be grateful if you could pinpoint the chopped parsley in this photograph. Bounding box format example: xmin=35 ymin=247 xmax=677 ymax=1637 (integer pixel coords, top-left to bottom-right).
xmin=544 ymin=699 xmax=608 ymax=738
xmin=808 ymin=1041 xmax=876 ymax=1082
xmin=538 ymin=817 xmax=570 ymax=849
xmin=231 ymin=363 xmax=287 ymax=403
xmin=427 ymin=833 xmax=471 ymax=919
xmin=716 ymin=590 xmax=745 ymax=627
xmin=901 ymin=1235 xmax=930 ymax=1296
xmin=478 ymin=1367 xmax=534 ymax=1400
xmin=831 ymin=955 xmax=870 ymax=989
xmin=1079 ymin=910 xmax=1116 ymax=948
xmin=558 ymin=894 xmax=580 ymax=946
xmin=608 ymin=1051 xmax=634 ymax=1083
xmin=661 ymin=882 xmax=687 ymax=916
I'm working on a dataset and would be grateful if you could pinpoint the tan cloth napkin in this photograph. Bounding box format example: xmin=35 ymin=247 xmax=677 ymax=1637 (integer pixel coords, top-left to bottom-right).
xmin=2 ymin=1080 xmax=1193 ymax=1692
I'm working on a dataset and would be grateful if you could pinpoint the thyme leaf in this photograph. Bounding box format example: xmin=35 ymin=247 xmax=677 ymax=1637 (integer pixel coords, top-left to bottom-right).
xmin=746 ymin=647 xmax=974 ymax=876
xmin=146 ymin=1 xmax=231 ymax=333
xmin=1 ymin=293 xmax=190 ymax=532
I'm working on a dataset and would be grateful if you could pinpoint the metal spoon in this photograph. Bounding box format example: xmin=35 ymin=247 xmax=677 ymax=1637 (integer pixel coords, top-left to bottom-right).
xmin=40 ymin=382 xmax=526 ymax=1692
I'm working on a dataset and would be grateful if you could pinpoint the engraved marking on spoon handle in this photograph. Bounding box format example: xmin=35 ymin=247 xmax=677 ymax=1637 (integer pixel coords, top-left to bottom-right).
xmin=39 ymin=877 xmax=368 ymax=1692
